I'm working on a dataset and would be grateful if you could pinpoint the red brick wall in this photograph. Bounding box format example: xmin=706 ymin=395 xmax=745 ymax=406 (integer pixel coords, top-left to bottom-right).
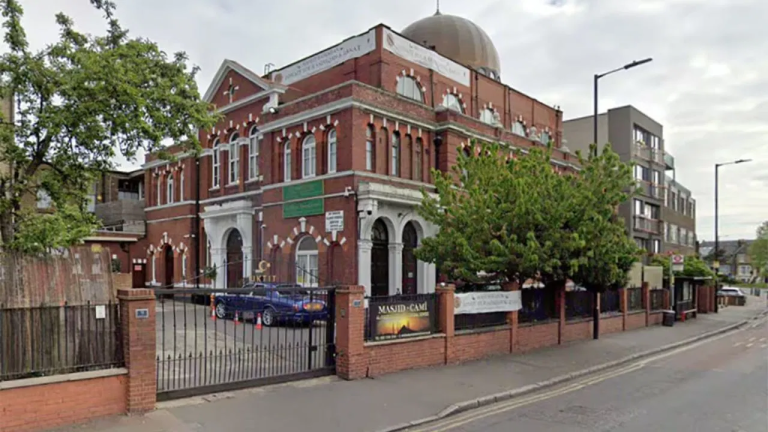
xmin=517 ymin=322 xmax=559 ymax=353
xmin=365 ymin=337 xmax=446 ymax=377
xmin=562 ymin=319 xmax=593 ymax=343
xmin=625 ymin=312 xmax=647 ymax=331
xmin=451 ymin=328 xmax=510 ymax=363
xmin=0 ymin=374 xmax=126 ymax=432
xmin=601 ymin=315 xmax=624 ymax=335
xmin=649 ymin=311 xmax=663 ymax=325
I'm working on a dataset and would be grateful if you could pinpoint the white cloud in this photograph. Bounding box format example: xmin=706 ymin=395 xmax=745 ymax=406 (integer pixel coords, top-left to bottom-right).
xmin=10 ymin=0 xmax=768 ymax=239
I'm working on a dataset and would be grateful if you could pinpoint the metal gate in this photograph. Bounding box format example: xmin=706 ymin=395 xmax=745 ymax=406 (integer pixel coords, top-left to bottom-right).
xmin=154 ymin=285 xmax=336 ymax=401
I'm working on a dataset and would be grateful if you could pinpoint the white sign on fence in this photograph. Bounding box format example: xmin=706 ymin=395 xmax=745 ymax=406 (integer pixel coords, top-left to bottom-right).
xmin=671 ymin=254 xmax=685 ymax=272
xmin=325 ymin=211 xmax=344 ymax=232
xmin=382 ymin=29 xmax=471 ymax=87
xmin=271 ymin=29 xmax=376 ymax=86
xmin=454 ymin=291 xmax=522 ymax=315
xmin=95 ymin=305 xmax=106 ymax=320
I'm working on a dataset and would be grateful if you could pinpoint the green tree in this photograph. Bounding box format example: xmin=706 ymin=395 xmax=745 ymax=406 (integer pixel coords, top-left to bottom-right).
xmin=0 ymin=0 xmax=217 ymax=251
xmin=749 ymin=221 xmax=768 ymax=278
xmin=650 ymin=254 xmax=715 ymax=280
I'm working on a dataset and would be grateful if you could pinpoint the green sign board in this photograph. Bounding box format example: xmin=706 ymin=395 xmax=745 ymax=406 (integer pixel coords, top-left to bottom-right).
xmin=283 ymin=180 xmax=324 ymax=201
xmin=283 ymin=198 xmax=324 ymax=218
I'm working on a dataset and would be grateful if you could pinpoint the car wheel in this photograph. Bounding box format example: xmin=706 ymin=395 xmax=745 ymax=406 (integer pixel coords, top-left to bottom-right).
xmin=262 ymin=308 xmax=276 ymax=327
xmin=215 ymin=302 xmax=228 ymax=319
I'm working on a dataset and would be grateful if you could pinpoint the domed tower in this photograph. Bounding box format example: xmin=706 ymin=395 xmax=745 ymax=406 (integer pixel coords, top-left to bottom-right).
xmin=401 ymin=9 xmax=501 ymax=80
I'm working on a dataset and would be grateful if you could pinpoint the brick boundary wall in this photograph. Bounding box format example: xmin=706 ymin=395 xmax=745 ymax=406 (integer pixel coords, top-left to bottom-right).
xmin=337 ymin=283 xmax=698 ymax=379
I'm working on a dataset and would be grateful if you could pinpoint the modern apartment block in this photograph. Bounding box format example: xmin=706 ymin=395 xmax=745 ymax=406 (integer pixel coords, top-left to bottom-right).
xmin=563 ymin=105 xmax=696 ymax=257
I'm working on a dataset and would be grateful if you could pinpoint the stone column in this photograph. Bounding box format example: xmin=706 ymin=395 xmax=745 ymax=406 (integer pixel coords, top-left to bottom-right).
xmin=210 ymin=247 xmax=226 ymax=288
xmin=389 ymin=242 xmax=403 ymax=295
xmin=357 ymin=240 xmax=372 ymax=296
xmin=118 ymin=288 xmax=157 ymax=413
xmin=335 ymin=286 xmax=366 ymax=380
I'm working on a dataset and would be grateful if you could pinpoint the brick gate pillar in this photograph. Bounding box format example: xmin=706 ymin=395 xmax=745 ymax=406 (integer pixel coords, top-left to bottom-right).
xmin=502 ymin=282 xmax=520 ymax=352
xmin=642 ymin=282 xmax=650 ymax=326
xmin=437 ymin=284 xmax=456 ymax=363
xmin=620 ymin=288 xmax=628 ymax=331
xmin=118 ymin=288 xmax=157 ymax=413
xmin=335 ymin=285 xmax=366 ymax=380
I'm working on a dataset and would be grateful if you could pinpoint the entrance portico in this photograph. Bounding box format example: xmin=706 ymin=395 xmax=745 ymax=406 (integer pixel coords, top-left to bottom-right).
xmin=201 ymin=200 xmax=254 ymax=289
xmin=357 ymin=182 xmax=438 ymax=296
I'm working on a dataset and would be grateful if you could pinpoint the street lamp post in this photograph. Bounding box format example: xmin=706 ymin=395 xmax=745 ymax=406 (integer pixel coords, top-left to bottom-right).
xmin=714 ymin=159 xmax=752 ymax=312
xmin=592 ymin=58 xmax=653 ymax=340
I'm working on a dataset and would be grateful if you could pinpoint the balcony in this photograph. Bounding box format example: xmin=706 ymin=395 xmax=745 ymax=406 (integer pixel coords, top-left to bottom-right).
xmin=664 ymin=153 xmax=675 ymax=170
xmin=633 ymin=216 xmax=661 ymax=234
xmin=634 ymin=180 xmax=664 ymax=200
xmin=633 ymin=143 xmax=665 ymax=166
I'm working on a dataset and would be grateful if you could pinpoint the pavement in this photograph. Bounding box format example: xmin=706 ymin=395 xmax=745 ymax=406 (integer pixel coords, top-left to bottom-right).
xmin=54 ymin=296 xmax=767 ymax=432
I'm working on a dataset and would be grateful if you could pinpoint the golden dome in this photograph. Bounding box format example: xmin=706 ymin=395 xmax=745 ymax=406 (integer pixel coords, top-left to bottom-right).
xmin=401 ymin=12 xmax=501 ymax=80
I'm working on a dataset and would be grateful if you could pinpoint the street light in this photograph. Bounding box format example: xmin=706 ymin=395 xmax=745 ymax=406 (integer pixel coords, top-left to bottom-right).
xmin=714 ymin=159 xmax=752 ymax=312
xmin=592 ymin=58 xmax=653 ymax=156
xmin=591 ymin=58 xmax=652 ymax=340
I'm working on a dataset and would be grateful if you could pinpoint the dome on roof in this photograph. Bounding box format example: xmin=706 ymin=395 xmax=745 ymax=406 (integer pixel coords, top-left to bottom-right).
xmin=401 ymin=12 xmax=501 ymax=80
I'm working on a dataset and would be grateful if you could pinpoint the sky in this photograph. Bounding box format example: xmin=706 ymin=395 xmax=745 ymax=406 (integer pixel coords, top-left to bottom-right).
xmin=11 ymin=0 xmax=768 ymax=240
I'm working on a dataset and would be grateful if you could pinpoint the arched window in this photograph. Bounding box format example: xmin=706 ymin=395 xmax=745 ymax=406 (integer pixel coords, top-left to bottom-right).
xmin=156 ymin=175 xmax=162 ymax=206
xmin=296 ymin=236 xmax=318 ymax=287
xmin=396 ymin=76 xmax=423 ymax=102
xmin=414 ymin=138 xmax=423 ymax=181
xmin=540 ymin=131 xmax=551 ymax=144
xmin=228 ymin=132 xmax=240 ymax=184
xmin=212 ymin=138 xmax=221 ymax=188
xmin=248 ymin=125 xmax=259 ymax=180
xmin=403 ymin=135 xmax=412 ymax=179
xmin=302 ymin=135 xmax=317 ymax=178
xmin=479 ymin=109 xmax=495 ymax=125
xmin=460 ymin=147 xmax=471 ymax=182
xmin=167 ymin=173 xmax=174 ymax=204
xmin=179 ymin=171 xmax=184 ymax=201
xmin=284 ymin=141 xmax=292 ymax=182
xmin=327 ymin=129 xmax=337 ymax=173
xmin=512 ymin=121 xmax=526 ymax=136
xmin=442 ymin=94 xmax=463 ymax=113
xmin=181 ymin=253 xmax=187 ymax=283
xmin=365 ymin=125 xmax=375 ymax=171
xmin=391 ymin=132 xmax=400 ymax=177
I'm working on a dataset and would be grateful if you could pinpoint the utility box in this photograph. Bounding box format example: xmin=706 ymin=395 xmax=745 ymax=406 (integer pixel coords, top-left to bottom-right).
xmin=662 ymin=310 xmax=675 ymax=327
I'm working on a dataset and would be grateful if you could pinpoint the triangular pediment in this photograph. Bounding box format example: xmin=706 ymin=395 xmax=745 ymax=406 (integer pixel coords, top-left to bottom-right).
xmin=203 ymin=59 xmax=280 ymax=106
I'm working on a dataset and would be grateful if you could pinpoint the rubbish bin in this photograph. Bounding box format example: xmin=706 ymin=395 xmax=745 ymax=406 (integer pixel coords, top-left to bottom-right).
xmin=662 ymin=310 xmax=675 ymax=327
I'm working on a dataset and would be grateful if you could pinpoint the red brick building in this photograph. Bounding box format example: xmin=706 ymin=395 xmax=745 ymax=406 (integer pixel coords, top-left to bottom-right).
xmin=136 ymin=13 xmax=578 ymax=295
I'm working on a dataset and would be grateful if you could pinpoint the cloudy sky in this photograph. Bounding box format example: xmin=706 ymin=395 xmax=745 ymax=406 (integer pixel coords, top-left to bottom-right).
xmin=14 ymin=0 xmax=768 ymax=240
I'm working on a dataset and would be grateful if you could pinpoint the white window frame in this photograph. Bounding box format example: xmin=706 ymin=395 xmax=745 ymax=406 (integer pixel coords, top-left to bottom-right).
xmin=366 ymin=126 xmax=374 ymax=171
xmin=442 ymin=94 xmax=463 ymax=112
xmin=284 ymin=141 xmax=292 ymax=182
xmin=248 ymin=126 xmax=260 ymax=180
xmin=302 ymin=135 xmax=317 ymax=178
xmin=479 ymin=109 xmax=495 ymax=125
xmin=512 ymin=122 xmax=526 ymax=136
xmin=212 ymin=138 xmax=221 ymax=188
xmin=179 ymin=171 xmax=184 ymax=202
xmin=391 ymin=132 xmax=400 ymax=177
xmin=296 ymin=236 xmax=319 ymax=287
xmin=156 ymin=176 xmax=162 ymax=205
xmin=396 ymin=76 xmax=423 ymax=102
xmin=167 ymin=173 xmax=174 ymax=204
xmin=327 ymin=129 xmax=337 ymax=173
xmin=540 ymin=131 xmax=551 ymax=144
xmin=182 ymin=253 xmax=187 ymax=282
xmin=228 ymin=133 xmax=240 ymax=185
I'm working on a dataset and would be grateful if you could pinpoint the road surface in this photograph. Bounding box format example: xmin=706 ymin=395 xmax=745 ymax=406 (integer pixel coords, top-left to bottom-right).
xmin=412 ymin=315 xmax=768 ymax=432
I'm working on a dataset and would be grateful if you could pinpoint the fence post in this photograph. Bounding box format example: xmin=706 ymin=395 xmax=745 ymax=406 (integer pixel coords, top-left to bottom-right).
xmin=436 ymin=284 xmax=455 ymax=364
xmin=118 ymin=288 xmax=156 ymax=414
xmin=335 ymin=285 xmax=365 ymax=380
xmin=557 ymin=284 xmax=566 ymax=345
xmin=621 ymin=288 xmax=627 ymax=331
xmin=642 ymin=282 xmax=650 ymax=327
xmin=502 ymin=282 xmax=519 ymax=353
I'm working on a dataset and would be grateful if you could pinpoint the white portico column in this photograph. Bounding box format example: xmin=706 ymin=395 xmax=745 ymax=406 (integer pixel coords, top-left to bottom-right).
xmin=358 ymin=239 xmax=373 ymax=297
xmin=389 ymin=242 xmax=403 ymax=295
xmin=211 ymin=247 xmax=226 ymax=289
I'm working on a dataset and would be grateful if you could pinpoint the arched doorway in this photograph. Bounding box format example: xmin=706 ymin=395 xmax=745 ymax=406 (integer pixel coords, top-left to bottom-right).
xmin=371 ymin=219 xmax=389 ymax=297
xmin=225 ymin=229 xmax=243 ymax=288
xmin=164 ymin=246 xmax=174 ymax=288
xmin=296 ymin=236 xmax=319 ymax=287
xmin=402 ymin=222 xmax=418 ymax=295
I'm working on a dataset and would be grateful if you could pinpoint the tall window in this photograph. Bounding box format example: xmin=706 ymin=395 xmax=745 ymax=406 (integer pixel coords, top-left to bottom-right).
xmin=284 ymin=141 xmax=292 ymax=182
xmin=212 ymin=138 xmax=221 ymax=188
xmin=540 ymin=131 xmax=551 ymax=144
xmin=403 ymin=135 xmax=412 ymax=179
xmin=396 ymin=76 xmax=423 ymax=102
xmin=248 ymin=126 xmax=259 ymax=180
xmin=302 ymin=135 xmax=317 ymax=178
xmin=167 ymin=174 xmax=174 ymax=204
xmin=391 ymin=132 xmax=400 ymax=177
xmin=479 ymin=108 xmax=495 ymax=125
xmin=442 ymin=94 xmax=462 ymax=112
xmin=414 ymin=138 xmax=423 ymax=181
xmin=156 ymin=176 xmax=162 ymax=205
xmin=229 ymin=133 xmax=240 ymax=184
xmin=181 ymin=254 xmax=187 ymax=282
xmin=296 ymin=236 xmax=318 ymax=287
xmin=512 ymin=121 xmax=526 ymax=136
xmin=179 ymin=171 xmax=184 ymax=202
xmin=327 ymin=129 xmax=337 ymax=173
xmin=365 ymin=125 xmax=375 ymax=171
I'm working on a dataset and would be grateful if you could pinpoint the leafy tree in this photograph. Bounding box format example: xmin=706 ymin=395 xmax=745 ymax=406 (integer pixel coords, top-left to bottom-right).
xmin=650 ymin=254 xmax=714 ymax=280
xmin=748 ymin=221 xmax=768 ymax=278
xmin=0 ymin=0 xmax=217 ymax=251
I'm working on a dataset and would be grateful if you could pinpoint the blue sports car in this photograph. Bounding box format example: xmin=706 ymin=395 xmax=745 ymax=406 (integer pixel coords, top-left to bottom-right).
xmin=213 ymin=283 xmax=328 ymax=326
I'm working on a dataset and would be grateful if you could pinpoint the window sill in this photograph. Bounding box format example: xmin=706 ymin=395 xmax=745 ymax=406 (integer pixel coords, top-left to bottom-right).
xmin=245 ymin=175 xmax=264 ymax=184
xmin=209 ymin=186 xmax=221 ymax=191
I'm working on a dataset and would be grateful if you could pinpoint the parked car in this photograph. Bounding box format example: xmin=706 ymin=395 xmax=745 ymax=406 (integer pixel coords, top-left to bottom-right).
xmin=213 ymin=283 xmax=328 ymax=326
xmin=718 ymin=286 xmax=745 ymax=298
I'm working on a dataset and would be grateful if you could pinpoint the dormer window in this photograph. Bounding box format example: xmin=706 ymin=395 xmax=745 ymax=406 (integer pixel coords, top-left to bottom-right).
xmin=442 ymin=94 xmax=463 ymax=113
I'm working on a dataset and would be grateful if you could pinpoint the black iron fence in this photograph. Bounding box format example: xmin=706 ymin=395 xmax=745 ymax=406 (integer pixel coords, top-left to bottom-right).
xmin=519 ymin=287 xmax=558 ymax=324
xmin=600 ymin=290 xmax=622 ymax=314
xmin=626 ymin=288 xmax=644 ymax=311
xmin=364 ymin=293 xmax=438 ymax=342
xmin=455 ymin=311 xmax=508 ymax=331
xmin=650 ymin=289 xmax=665 ymax=311
xmin=0 ymin=302 xmax=123 ymax=382
xmin=154 ymin=286 xmax=336 ymax=401
xmin=565 ymin=290 xmax=593 ymax=320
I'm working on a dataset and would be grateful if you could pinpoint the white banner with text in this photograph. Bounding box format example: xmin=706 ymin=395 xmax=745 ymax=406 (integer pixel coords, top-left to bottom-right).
xmin=382 ymin=28 xmax=470 ymax=87
xmin=454 ymin=291 xmax=522 ymax=315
